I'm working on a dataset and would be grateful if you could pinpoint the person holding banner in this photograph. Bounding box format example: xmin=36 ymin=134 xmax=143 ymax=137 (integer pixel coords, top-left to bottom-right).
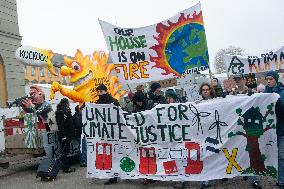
xmin=264 ymin=71 xmax=284 ymax=189
xmin=147 ymin=82 xmax=166 ymax=109
xmin=95 ymin=84 xmax=120 ymax=185
xmin=165 ymin=89 xmax=179 ymax=104
xmin=132 ymin=85 xmax=148 ymax=112
xmin=210 ymin=78 xmax=224 ymax=97
xmin=96 ymin=84 xmax=120 ymax=106
xmin=230 ymin=73 xmax=249 ymax=95
xmin=199 ymin=83 xmax=215 ymax=100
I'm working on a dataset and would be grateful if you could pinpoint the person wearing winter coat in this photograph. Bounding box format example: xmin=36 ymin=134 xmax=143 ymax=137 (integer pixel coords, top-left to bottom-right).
xmin=96 ymin=84 xmax=120 ymax=106
xmin=132 ymin=85 xmax=148 ymax=112
xmin=55 ymin=98 xmax=76 ymax=173
xmin=147 ymin=82 xmax=166 ymax=109
xmin=264 ymin=71 xmax=284 ymax=189
xmin=95 ymin=84 xmax=120 ymax=185
xmin=211 ymin=78 xmax=224 ymax=97
xmin=73 ymin=105 xmax=86 ymax=167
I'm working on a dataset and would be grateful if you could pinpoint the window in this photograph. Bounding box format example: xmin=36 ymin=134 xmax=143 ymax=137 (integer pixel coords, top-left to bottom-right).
xmin=25 ymin=79 xmax=29 ymax=85
xmin=255 ymin=120 xmax=259 ymax=124
xmin=31 ymin=80 xmax=37 ymax=84
xmin=247 ymin=119 xmax=251 ymax=123
xmin=31 ymin=67 xmax=36 ymax=76
xmin=47 ymin=70 xmax=51 ymax=77
xmin=40 ymin=68 xmax=44 ymax=77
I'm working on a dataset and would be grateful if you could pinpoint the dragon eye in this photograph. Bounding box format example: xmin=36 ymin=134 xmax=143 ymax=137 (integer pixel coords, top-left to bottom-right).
xmin=71 ymin=62 xmax=81 ymax=72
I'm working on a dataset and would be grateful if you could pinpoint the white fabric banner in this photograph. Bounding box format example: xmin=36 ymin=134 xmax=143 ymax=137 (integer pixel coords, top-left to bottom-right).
xmin=99 ymin=2 xmax=209 ymax=84
xmin=42 ymin=131 xmax=80 ymax=158
xmin=83 ymin=93 xmax=279 ymax=181
xmin=225 ymin=46 xmax=284 ymax=75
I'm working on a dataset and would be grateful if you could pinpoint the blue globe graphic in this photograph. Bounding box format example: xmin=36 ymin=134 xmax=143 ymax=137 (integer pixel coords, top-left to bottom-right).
xmin=165 ymin=23 xmax=209 ymax=74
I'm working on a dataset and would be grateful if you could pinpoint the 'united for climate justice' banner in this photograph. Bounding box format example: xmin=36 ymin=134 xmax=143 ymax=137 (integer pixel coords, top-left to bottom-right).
xmin=99 ymin=2 xmax=209 ymax=83
xmin=83 ymin=93 xmax=279 ymax=181
xmin=225 ymin=46 xmax=284 ymax=75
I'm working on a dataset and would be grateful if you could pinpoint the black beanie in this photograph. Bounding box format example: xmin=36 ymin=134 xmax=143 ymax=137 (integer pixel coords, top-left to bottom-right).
xmin=96 ymin=84 xmax=108 ymax=91
xmin=266 ymin=71 xmax=279 ymax=83
xmin=150 ymin=82 xmax=161 ymax=92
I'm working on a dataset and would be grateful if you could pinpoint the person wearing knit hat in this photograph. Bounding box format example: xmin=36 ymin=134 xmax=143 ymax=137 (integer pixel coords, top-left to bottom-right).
xmin=96 ymin=83 xmax=108 ymax=92
xmin=150 ymin=82 xmax=161 ymax=93
xmin=132 ymin=84 xmax=147 ymax=112
xmin=95 ymin=83 xmax=119 ymax=106
xmin=264 ymin=71 xmax=284 ymax=188
xmin=147 ymin=82 xmax=166 ymax=110
xmin=165 ymin=89 xmax=179 ymax=103
xmin=265 ymin=71 xmax=279 ymax=87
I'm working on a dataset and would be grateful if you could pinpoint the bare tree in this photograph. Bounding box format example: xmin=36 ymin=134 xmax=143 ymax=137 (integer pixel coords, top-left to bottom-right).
xmin=214 ymin=46 xmax=246 ymax=74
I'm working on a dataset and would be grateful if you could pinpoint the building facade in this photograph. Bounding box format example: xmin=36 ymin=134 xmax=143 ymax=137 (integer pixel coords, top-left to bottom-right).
xmin=0 ymin=0 xmax=23 ymax=107
xmin=24 ymin=66 xmax=70 ymax=85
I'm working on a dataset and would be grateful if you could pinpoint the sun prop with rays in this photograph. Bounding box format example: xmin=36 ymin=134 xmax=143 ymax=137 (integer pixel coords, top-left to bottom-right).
xmin=50 ymin=49 xmax=126 ymax=104
xmin=150 ymin=11 xmax=209 ymax=77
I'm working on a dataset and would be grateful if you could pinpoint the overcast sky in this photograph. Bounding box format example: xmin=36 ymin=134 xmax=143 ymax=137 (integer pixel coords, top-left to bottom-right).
xmin=16 ymin=0 xmax=284 ymax=65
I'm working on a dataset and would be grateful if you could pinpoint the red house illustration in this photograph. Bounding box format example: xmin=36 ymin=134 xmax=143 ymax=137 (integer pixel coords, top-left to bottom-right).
xmin=95 ymin=143 xmax=112 ymax=170
xmin=139 ymin=147 xmax=157 ymax=174
xmin=185 ymin=142 xmax=203 ymax=174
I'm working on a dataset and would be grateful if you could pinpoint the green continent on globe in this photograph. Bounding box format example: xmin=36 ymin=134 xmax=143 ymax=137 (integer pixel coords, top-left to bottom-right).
xmin=120 ymin=157 xmax=135 ymax=172
xmin=184 ymin=27 xmax=208 ymax=69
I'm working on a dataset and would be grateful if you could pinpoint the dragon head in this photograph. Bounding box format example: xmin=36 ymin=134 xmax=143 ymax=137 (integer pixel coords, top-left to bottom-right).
xmin=61 ymin=49 xmax=95 ymax=90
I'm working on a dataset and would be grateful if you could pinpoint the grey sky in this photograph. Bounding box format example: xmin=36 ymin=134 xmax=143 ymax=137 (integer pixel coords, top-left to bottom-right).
xmin=16 ymin=0 xmax=284 ymax=68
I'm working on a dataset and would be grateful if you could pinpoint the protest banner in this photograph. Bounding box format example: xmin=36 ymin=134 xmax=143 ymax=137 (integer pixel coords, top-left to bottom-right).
xmin=83 ymin=93 xmax=279 ymax=181
xmin=42 ymin=131 xmax=80 ymax=159
xmin=99 ymin=2 xmax=209 ymax=84
xmin=225 ymin=46 xmax=284 ymax=75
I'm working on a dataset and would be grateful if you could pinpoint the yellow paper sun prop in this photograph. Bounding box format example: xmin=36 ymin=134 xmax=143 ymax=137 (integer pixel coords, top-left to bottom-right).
xmin=50 ymin=50 xmax=126 ymax=104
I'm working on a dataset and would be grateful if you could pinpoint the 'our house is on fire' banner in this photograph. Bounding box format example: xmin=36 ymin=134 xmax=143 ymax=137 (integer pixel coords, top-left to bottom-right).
xmin=83 ymin=93 xmax=278 ymax=181
xmin=99 ymin=2 xmax=209 ymax=84
xmin=225 ymin=46 xmax=284 ymax=75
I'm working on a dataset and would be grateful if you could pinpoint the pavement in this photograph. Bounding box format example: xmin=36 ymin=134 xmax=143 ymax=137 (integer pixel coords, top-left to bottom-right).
xmin=0 ymin=160 xmax=279 ymax=189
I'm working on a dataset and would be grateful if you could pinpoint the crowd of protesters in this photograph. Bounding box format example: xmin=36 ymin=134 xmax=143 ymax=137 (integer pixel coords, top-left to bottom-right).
xmin=31 ymin=70 xmax=284 ymax=189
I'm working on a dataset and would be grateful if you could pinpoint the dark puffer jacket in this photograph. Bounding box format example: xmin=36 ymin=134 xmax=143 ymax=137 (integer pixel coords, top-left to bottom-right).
xmin=264 ymin=82 xmax=284 ymax=136
xmin=73 ymin=111 xmax=83 ymax=138
xmin=96 ymin=93 xmax=120 ymax=106
xmin=147 ymin=91 xmax=166 ymax=110
xmin=132 ymin=91 xmax=147 ymax=112
xmin=55 ymin=107 xmax=75 ymax=140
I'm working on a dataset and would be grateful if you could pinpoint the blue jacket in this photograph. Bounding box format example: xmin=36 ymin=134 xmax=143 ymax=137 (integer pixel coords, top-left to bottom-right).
xmin=264 ymin=83 xmax=284 ymax=136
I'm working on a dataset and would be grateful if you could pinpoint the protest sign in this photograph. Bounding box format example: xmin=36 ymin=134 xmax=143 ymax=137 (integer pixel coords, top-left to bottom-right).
xmin=83 ymin=93 xmax=279 ymax=181
xmin=225 ymin=46 xmax=284 ymax=75
xmin=42 ymin=131 xmax=80 ymax=159
xmin=99 ymin=2 xmax=209 ymax=83
xmin=184 ymin=84 xmax=201 ymax=102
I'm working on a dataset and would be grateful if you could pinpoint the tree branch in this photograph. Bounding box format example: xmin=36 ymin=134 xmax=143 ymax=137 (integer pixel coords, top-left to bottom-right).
xmin=263 ymin=123 xmax=273 ymax=132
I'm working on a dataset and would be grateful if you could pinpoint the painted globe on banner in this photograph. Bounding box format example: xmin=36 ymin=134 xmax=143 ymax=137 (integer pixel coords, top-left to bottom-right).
xmin=165 ymin=23 xmax=209 ymax=75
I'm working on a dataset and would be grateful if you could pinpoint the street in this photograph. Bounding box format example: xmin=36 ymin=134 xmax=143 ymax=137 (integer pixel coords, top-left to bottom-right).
xmin=0 ymin=159 xmax=278 ymax=189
